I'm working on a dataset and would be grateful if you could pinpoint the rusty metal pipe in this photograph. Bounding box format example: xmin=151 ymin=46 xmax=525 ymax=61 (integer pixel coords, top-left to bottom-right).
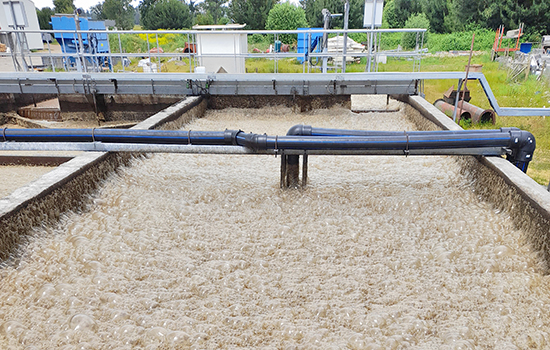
xmin=434 ymin=99 xmax=471 ymax=121
xmin=457 ymin=100 xmax=496 ymax=124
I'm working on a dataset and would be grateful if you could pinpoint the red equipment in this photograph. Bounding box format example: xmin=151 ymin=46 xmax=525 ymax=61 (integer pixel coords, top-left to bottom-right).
xmin=491 ymin=23 xmax=524 ymax=61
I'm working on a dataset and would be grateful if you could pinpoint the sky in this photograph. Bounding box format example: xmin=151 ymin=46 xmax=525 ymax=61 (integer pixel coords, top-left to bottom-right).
xmin=32 ymin=0 xmax=141 ymax=11
xmin=31 ymin=0 xmax=298 ymax=12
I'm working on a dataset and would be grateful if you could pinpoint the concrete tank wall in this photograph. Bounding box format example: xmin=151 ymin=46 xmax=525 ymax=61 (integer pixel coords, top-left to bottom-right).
xmin=0 ymin=96 xmax=206 ymax=261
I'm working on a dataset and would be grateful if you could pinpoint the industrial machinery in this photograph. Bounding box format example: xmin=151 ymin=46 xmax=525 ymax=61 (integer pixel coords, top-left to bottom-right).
xmin=50 ymin=13 xmax=111 ymax=71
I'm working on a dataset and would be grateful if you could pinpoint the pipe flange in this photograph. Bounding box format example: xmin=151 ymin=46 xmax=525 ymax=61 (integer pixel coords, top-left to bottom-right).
xmin=224 ymin=129 xmax=240 ymax=146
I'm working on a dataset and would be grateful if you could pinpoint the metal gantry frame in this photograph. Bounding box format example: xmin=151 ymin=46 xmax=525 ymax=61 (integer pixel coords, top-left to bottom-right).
xmin=0 ymin=71 xmax=548 ymax=117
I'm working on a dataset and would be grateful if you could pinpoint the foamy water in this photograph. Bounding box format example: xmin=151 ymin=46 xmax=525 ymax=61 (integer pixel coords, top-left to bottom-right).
xmin=1 ymin=105 xmax=549 ymax=349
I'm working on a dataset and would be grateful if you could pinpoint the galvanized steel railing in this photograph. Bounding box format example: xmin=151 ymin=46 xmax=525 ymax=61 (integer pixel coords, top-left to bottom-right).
xmin=0 ymin=28 xmax=427 ymax=74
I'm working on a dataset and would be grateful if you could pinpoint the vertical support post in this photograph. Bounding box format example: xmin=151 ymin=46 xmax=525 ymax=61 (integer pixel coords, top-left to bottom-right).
xmin=7 ymin=33 xmax=20 ymax=71
xmin=46 ymin=36 xmax=55 ymax=72
xmin=60 ymin=35 xmax=68 ymax=71
xmin=281 ymin=154 xmax=308 ymax=189
xmin=452 ymin=78 xmax=463 ymax=122
xmin=286 ymin=155 xmax=300 ymax=188
xmin=322 ymin=9 xmax=330 ymax=74
xmin=307 ymin=32 xmax=311 ymax=73
xmin=366 ymin=0 xmax=377 ymax=72
xmin=280 ymin=153 xmax=287 ymax=188
xmin=74 ymin=11 xmax=86 ymax=73
xmin=118 ymin=32 xmax=124 ymax=72
xmin=342 ymin=0 xmax=349 ymax=73
xmin=302 ymin=154 xmax=308 ymax=188
xmin=146 ymin=33 xmax=151 ymax=65
xmin=457 ymin=32 xmax=476 ymax=124
xmin=156 ymin=33 xmax=161 ymax=72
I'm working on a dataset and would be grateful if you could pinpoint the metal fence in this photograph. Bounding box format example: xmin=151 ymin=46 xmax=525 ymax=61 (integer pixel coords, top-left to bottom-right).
xmin=0 ymin=28 xmax=427 ymax=74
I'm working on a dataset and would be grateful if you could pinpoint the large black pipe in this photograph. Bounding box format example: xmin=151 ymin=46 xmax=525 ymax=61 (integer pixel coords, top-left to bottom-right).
xmin=287 ymin=125 xmax=521 ymax=137
xmin=1 ymin=126 xmax=535 ymax=172
xmin=3 ymin=128 xmax=228 ymax=145
xmin=281 ymin=125 xmax=535 ymax=172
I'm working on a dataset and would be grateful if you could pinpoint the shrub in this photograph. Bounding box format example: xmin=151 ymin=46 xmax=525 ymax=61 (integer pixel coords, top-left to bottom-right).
xmin=249 ymin=33 xmax=266 ymax=44
xmin=427 ymin=29 xmax=495 ymax=52
xmin=141 ymin=0 xmax=192 ymax=30
xmin=266 ymin=3 xmax=308 ymax=44
xmin=401 ymin=13 xmax=430 ymax=50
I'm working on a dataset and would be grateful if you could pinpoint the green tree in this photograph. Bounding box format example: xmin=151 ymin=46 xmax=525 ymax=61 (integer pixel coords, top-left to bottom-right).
xmin=229 ymin=0 xmax=277 ymax=30
xmin=420 ymin=0 xmax=448 ymax=33
xmin=382 ymin=0 xmax=399 ymax=28
xmin=446 ymin=0 xmax=483 ymax=31
xmin=519 ymin=0 xmax=550 ymax=39
xmin=200 ymin=0 xmax=227 ymax=24
xmin=36 ymin=7 xmax=54 ymax=30
xmin=53 ymin=0 xmax=75 ymax=14
xmin=141 ymin=0 xmax=192 ymax=29
xmin=195 ymin=12 xmax=214 ymax=25
xmin=301 ymin=0 xmax=342 ymax=28
xmin=348 ymin=0 xmax=365 ymax=29
xmin=266 ymin=2 xmax=308 ymax=43
xmin=139 ymin=0 xmax=155 ymax=26
xmin=401 ymin=12 xmax=429 ymax=49
xmin=396 ymin=0 xmax=421 ymax=27
xmin=217 ymin=16 xmax=231 ymax=25
xmin=101 ymin=0 xmax=134 ymax=29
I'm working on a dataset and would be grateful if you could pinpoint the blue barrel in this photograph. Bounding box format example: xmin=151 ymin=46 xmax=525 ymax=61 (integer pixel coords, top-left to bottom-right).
xmin=520 ymin=43 xmax=532 ymax=54
xmin=274 ymin=40 xmax=282 ymax=53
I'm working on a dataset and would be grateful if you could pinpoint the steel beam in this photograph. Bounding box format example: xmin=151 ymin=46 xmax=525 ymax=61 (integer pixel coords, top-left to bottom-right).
xmin=0 ymin=72 xmax=548 ymax=116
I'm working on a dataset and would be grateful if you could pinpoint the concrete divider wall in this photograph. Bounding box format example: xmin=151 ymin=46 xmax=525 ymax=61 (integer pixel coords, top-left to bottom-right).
xmin=0 ymin=96 xmax=205 ymax=263
xmin=58 ymin=94 xmax=185 ymax=122
xmin=0 ymin=93 xmax=57 ymax=113
xmin=404 ymin=95 xmax=550 ymax=272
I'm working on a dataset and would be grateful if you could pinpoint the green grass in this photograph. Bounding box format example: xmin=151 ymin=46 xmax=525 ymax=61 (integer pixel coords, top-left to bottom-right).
xmin=383 ymin=53 xmax=550 ymax=185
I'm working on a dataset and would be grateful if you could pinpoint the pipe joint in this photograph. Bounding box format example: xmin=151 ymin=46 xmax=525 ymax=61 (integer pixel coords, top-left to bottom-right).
xmin=287 ymin=124 xmax=312 ymax=136
xmin=235 ymin=132 xmax=268 ymax=151
xmin=224 ymin=129 xmax=240 ymax=146
xmin=505 ymin=129 xmax=536 ymax=172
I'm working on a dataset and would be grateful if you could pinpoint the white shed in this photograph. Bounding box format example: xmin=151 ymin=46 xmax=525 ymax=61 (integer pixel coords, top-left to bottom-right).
xmin=193 ymin=24 xmax=247 ymax=74
xmin=0 ymin=0 xmax=43 ymax=50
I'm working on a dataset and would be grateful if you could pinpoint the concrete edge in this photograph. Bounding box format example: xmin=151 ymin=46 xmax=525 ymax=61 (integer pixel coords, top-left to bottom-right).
xmin=481 ymin=157 xmax=550 ymax=222
xmin=0 ymin=95 xmax=204 ymax=261
xmin=132 ymin=97 xmax=203 ymax=130
xmin=406 ymin=94 xmax=550 ymax=216
xmin=405 ymin=95 xmax=463 ymax=131
xmin=0 ymin=153 xmax=108 ymax=217
xmin=403 ymin=94 xmax=550 ymax=270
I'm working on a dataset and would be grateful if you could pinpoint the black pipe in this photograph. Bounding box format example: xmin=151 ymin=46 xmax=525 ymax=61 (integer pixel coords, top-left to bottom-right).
xmin=3 ymin=128 xmax=228 ymax=145
xmin=298 ymin=125 xmax=520 ymax=137
xmin=282 ymin=125 xmax=535 ymax=172
xmin=2 ymin=126 xmax=535 ymax=172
